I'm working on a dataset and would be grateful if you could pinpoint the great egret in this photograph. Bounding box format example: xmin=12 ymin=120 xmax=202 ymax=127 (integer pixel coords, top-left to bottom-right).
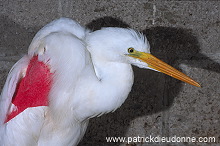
xmin=0 ymin=18 xmax=200 ymax=145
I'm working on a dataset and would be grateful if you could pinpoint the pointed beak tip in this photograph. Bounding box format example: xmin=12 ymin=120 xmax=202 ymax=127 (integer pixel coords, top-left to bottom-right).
xmin=196 ymin=83 xmax=202 ymax=88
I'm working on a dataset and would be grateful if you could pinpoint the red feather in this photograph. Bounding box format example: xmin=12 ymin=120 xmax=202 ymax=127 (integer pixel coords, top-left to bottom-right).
xmin=5 ymin=56 xmax=53 ymax=123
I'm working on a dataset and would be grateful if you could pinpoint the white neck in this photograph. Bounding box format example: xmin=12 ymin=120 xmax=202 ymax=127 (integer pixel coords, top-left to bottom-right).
xmin=79 ymin=57 xmax=134 ymax=119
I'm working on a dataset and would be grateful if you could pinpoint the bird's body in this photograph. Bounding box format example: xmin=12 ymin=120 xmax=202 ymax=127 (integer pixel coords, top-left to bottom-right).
xmin=0 ymin=18 xmax=200 ymax=146
xmin=0 ymin=18 xmax=135 ymax=145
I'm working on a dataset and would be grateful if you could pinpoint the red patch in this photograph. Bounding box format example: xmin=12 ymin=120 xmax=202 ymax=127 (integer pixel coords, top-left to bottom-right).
xmin=5 ymin=56 xmax=53 ymax=123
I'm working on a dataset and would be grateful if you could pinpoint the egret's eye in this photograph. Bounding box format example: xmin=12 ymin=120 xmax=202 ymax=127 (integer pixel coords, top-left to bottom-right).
xmin=128 ymin=48 xmax=134 ymax=53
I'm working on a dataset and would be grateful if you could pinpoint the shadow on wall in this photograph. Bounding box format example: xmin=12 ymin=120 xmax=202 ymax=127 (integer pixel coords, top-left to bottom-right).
xmin=79 ymin=16 xmax=220 ymax=146
xmin=86 ymin=17 xmax=130 ymax=30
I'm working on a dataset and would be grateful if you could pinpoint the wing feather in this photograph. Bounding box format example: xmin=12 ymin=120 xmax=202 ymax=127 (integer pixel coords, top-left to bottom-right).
xmin=0 ymin=56 xmax=30 ymax=124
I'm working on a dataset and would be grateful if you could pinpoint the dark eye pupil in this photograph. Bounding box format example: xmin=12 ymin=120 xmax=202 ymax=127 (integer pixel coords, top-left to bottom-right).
xmin=128 ymin=48 xmax=134 ymax=53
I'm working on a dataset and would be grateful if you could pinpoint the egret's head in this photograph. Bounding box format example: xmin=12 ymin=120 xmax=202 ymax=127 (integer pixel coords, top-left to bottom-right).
xmin=86 ymin=27 xmax=200 ymax=87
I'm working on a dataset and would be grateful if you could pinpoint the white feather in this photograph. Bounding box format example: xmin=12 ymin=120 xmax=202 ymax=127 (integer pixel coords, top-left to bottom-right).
xmin=0 ymin=55 xmax=30 ymax=125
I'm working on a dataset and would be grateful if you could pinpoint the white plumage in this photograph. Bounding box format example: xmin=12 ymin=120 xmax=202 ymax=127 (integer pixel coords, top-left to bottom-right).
xmin=0 ymin=18 xmax=200 ymax=146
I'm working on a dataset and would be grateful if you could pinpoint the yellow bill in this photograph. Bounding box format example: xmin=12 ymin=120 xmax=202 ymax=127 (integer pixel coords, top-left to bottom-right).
xmin=128 ymin=50 xmax=201 ymax=87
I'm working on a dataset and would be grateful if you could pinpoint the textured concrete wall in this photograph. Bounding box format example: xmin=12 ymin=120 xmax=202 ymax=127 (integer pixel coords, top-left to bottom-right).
xmin=1 ymin=1 xmax=219 ymax=146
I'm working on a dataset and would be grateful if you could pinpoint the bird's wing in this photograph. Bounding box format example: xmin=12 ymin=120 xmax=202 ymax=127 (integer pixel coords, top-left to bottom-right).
xmin=0 ymin=56 xmax=30 ymax=124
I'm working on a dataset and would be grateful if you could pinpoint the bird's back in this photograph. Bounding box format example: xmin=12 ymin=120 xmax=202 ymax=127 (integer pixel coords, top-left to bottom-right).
xmin=28 ymin=18 xmax=90 ymax=56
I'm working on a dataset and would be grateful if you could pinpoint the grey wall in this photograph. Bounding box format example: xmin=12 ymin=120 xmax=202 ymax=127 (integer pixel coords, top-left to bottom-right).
xmin=1 ymin=1 xmax=219 ymax=146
